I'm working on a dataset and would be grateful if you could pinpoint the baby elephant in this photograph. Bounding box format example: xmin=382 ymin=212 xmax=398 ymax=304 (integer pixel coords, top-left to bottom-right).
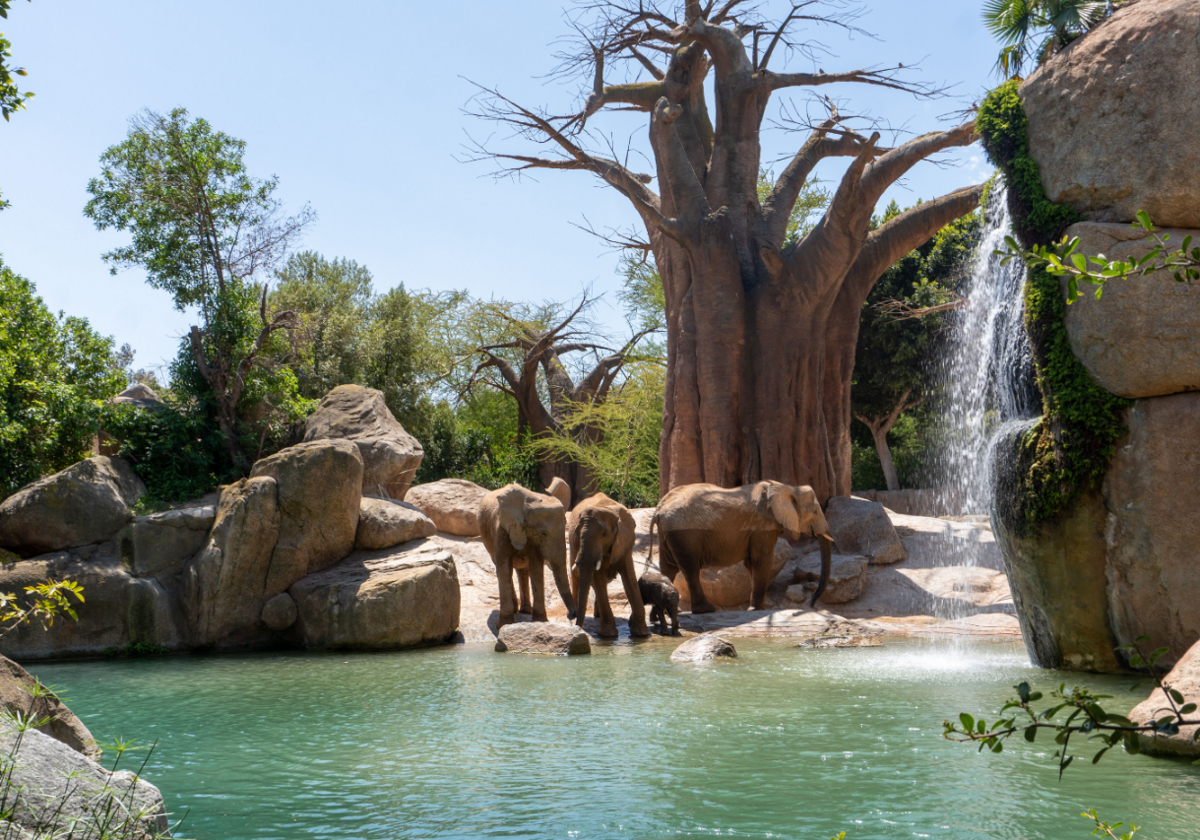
xmin=638 ymin=572 xmax=680 ymax=636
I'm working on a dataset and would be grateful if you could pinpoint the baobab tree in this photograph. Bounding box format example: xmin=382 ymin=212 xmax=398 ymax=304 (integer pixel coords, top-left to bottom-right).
xmin=467 ymin=298 xmax=651 ymax=503
xmin=471 ymin=0 xmax=984 ymax=501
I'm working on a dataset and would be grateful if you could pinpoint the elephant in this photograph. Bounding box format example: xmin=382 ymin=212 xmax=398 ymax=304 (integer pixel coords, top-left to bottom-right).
xmin=568 ymin=493 xmax=650 ymax=639
xmin=638 ymin=572 xmax=680 ymax=636
xmin=649 ymin=481 xmax=833 ymax=613
xmin=479 ymin=483 xmax=576 ymax=629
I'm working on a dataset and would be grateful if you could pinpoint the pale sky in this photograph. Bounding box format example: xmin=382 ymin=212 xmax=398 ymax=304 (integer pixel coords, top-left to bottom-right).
xmin=0 ymin=1 xmax=997 ymax=379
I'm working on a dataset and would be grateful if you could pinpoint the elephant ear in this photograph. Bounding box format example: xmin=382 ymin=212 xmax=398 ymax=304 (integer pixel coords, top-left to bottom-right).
xmin=767 ymin=483 xmax=803 ymax=535
xmin=612 ymin=506 xmax=637 ymax=568
xmin=498 ymin=490 xmax=528 ymax=550
xmin=796 ymin=485 xmax=831 ymax=538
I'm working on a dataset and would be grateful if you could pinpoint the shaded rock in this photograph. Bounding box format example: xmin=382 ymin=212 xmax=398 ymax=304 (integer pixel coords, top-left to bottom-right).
xmin=303 ymin=384 xmax=424 ymax=500
xmin=289 ymin=541 xmax=460 ymax=650
xmin=1060 ymin=221 xmax=1200 ymax=399
xmin=824 ymin=496 xmax=905 ymax=565
xmin=670 ymin=633 xmax=737 ymax=662
xmin=183 ymin=476 xmax=282 ymax=647
xmin=1104 ymin=393 xmax=1200 ymax=667
xmin=1128 ymin=640 xmax=1200 ymax=758
xmin=0 ymin=548 xmax=185 ymax=661
xmin=355 ymin=496 xmax=436 ymax=551
xmin=251 ymin=439 xmax=362 ymax=581
xmin=0 ymin=722 xmax=169 ymax=838
xmin=0 ymin=457 xmax=145 ymax=557
xmin=0 ymin=655 xmax=100 ymax=760
xmin=495 ymin=621 xmax=590 ymax=655
xmin=1020 ymin=0 xmax=1200 ymax=229
xmin=260 ymin=592 xmax=298 ymax=631
xmin=796 ymin=634 xmax=881 ymax=649
xmin=121 ymin=504 xmax=215 ymax=580
xmin=992 ymin=423 xmax=1122 ymax=672
xmin=406 ymin=479 xmax=487 ymax=536
xmin=785 ymin=553 xmax=868 ymax=604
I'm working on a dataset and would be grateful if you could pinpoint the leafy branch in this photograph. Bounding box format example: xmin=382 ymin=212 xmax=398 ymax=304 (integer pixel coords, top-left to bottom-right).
xmin=998 ymin=210 xmax=1200 ymax=304
xmin=944 ymin=637 xmax=1199 ymax=778
xmin=0 ymin=578 xmax=84 ymax=639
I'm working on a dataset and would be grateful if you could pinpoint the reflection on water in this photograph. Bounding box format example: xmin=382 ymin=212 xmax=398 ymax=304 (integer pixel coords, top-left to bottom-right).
xmin=32 ymin=639 xmax=1198 ymax=840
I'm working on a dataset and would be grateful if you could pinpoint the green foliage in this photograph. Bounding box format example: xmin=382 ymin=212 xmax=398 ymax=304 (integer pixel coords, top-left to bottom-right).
xmin=0 ymin=577 xmax=84 ymax=638
xmin=415 ymin=395 xmax=539 ymax=491
xmin=756 ymin=169 xmax=830 ymax=246
xmin=982 ymin=0 xmax=1108 ymax=78
xmin=849 ymin=415 xmax=927 ymax=490
xmin=977 ymin=80 xmax=1131 ymax=533
xmin=0 ymin=259 xmax=126 ymax=497
xmin=530 ymin=361 xmax=664 ymax=508
xmin=0 ymin=0 xmax=32 ymax=122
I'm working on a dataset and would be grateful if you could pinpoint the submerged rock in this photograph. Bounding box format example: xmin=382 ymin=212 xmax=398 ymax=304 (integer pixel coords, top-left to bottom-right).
xmin=0 ymin=456 xmax=144 ymax=557
xmin=406 ymin=479 xmax=488 ymax=536
xmin=303 ymin=384 xmax=424 ymax=500
xmin=495 ymin=621 xmax=590 ymax=655
xmin=670 ymin=634 xmax=737 ymax=662
xmin=795 ymin=634 xmax=881 ymax=649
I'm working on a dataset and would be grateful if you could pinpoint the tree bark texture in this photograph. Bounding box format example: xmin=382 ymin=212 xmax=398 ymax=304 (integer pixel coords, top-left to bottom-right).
xmin=478 ymin=3 xmax=983 ymax=501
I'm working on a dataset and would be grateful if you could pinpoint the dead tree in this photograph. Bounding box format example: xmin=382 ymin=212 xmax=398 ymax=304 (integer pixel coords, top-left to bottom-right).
xmin=469 ymin=300 xmax=650 ymax=504
xmin=469 ymin=0 xmax=984 ymax=501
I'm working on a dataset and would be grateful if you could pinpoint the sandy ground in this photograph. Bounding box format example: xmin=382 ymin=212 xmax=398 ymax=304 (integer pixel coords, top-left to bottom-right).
xmin=430 ymin=508 xmax=1020 ymax=644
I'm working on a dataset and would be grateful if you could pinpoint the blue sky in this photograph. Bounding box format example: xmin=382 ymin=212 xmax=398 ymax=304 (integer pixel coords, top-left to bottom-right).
xmin=0 ymin=1 xmax=998 ymax=379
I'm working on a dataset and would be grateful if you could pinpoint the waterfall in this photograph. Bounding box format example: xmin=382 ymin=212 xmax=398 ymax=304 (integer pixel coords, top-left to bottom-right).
xmin=927 ymin=187 xmax=1039 ymax=516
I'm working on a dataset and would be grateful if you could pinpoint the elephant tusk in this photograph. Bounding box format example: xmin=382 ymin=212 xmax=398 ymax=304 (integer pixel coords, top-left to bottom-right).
xmin=595 ymin=559 xmax=602 ymax=571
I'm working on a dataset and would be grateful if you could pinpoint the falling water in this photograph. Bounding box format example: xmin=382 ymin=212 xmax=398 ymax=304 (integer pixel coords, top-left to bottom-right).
xmin=927 ymin=187 xmax=1039 ymax=517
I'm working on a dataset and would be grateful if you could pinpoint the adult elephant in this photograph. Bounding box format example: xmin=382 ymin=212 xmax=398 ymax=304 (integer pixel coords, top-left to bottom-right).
xmin=650 ymin=481 xmax=833 ymax=613
xmin=569 ymin=493 xmax=650 ymax=639
xmin=479 ymin=484 xmax=576 ymax=629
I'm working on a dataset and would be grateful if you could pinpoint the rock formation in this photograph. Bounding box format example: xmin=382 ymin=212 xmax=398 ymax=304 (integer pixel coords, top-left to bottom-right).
xmin=494 ymin=621 xmax=590 ymax=655
xmin=670 ymin=634 xmax=737 ymax=662
xmin=405 ymin=479 xmax=488 ymax=536
xmin=824 ymin=496 xmax=906 ymax=565
xmin=355 ymin=497 xmax=436 ymax=550
xmin=1128 ymin=639 xmax=1200 ymax=758
xmin=993 ymin=0 xmax=1200 ymax=671
xmin=0 ymin=655 xmax=100 ymax=760
xmin=303 ymin=384 xmax=424 ymax=500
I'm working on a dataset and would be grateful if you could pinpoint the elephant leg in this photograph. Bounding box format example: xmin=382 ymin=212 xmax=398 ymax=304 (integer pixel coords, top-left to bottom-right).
xmin=495 ymin=553 xmax=518 ymax=630
xmin=528 ymin=557 xmax=548 ymax=623
xmin=749 ymin=533 xmax=778 ymax=611
xmin=618 ymin=552 xmax=650 ymax=637
xmin=517 ymin=566 xmax=533 ymax=615
xmin=667 ymin=532 xmax=716 ymax=614
xmin=594 ymin=576 xmax=617 ymax=638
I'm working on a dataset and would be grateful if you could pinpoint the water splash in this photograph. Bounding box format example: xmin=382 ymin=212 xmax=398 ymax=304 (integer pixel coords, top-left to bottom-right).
xmin=928 ymin=187 xmax=1039 ymax=517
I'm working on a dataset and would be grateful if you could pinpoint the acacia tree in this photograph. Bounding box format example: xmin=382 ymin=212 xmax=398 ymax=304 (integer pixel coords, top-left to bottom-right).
xmin=85 ymin=108 xmax=314 ymax=468
xmin=473 ymin=0 xmax=983 ymax=501
xmin=466 ymin=297 xmax=651 ymax=503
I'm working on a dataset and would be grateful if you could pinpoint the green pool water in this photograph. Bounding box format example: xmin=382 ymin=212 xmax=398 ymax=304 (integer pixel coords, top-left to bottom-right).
xmin=29 ymin=638 xmax=1199 ymax=840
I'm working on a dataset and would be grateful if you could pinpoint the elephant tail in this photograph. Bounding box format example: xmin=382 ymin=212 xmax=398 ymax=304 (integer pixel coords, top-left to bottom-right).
xmin=646 ymin=513 xmax=658 ymax=574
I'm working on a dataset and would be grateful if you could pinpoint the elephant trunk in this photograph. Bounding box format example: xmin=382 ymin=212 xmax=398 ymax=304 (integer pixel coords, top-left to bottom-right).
xmin=574 ymin=556 xmax=594 ymax=628
xmin=548 ymin=537 xmax=577 ymax=621
xmin=811 ymin=534 xmax=833 ymax=608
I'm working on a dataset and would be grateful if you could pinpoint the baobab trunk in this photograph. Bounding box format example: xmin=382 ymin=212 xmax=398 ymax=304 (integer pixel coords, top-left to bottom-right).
xmin=476 ymin=2 xmax=983 ymax=501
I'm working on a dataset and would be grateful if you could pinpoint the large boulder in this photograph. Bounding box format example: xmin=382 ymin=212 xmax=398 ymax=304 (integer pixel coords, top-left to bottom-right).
xmin=1128 ymin=639 xmax=1200 ymax=758
xmin=289 ymin=540 xmax=460 ymax=650
xmin=0 ymin=655 xmax=100 ymax=760
xmin=406 ymin=479 xmax=487 ymax=536
xmin=303 ymin=384 xmax=424 ymax=500
xmin=784 ymin=553 xmax=869 ymax=605
xmin=355 ymin=496 xmax=436 ymax=551
xmin=0 ymin=722 xmax=169 ymax=837
xmin=0 ymin=546 xmax=185 ymax=661
xmin=250 ymin=439 xmax=362 ymax=580
xmin=670 ymin=634 xmax=737 ymax=662
xmin=494 ymin=621 xmax=590 ymax=655
xmin=1104 ymin=392 xmax=1200 ymax=667
xmin=1020 ymin=0 xmax=1200 ymax=229
xmin=824 ymin=496 xmax=906 ymax=565
xmin=120 ymin=503 xmax=216 ymax=580
xmin=1059 ymin=221 xmax=1200 ymax=399
xmin=183 ymin=476 xmax=282 ymax=647
xmin=0 ymin=456 xmax=145 ymax=557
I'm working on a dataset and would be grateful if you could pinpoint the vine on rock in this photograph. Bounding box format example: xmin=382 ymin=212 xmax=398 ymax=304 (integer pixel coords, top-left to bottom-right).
xmin=976 ymin=80 xmax=1131 ymax=534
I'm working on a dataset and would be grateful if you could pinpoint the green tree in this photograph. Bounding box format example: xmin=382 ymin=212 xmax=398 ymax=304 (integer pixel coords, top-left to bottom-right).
xmin=84 ymin=108 xmax=314 ymax=469
xmin=851 ymin=206 xmax=980 ymax=491
xmin=983 ymin=0 xmax=1109 ymax=78
xmin=0 ymin=258 xmax=126 ymax=497
xmin=0 ymin=0 xmax=32 ymax=123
